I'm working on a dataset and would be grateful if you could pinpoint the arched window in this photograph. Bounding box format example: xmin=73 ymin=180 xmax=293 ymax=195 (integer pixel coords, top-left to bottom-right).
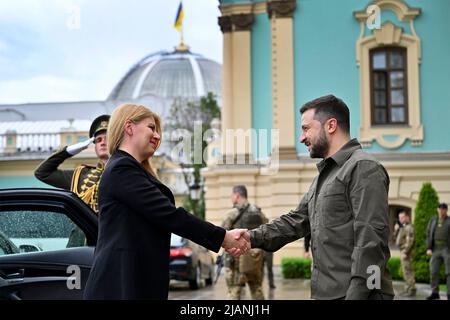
xmin=354 ymin=1 xmax=423 ymax=149
xmin=370 ymin=47 xmax=408 ymax=125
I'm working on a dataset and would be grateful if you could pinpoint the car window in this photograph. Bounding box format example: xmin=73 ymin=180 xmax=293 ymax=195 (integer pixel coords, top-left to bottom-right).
xmin=0 ymin=210 xmax=88 ymax=254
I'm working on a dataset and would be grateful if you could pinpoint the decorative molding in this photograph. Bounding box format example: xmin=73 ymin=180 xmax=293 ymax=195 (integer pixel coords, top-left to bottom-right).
xmin=267 ymin=0 xmax=297 ymax=19
xmin=355 ymin=2 xmax=423 ymax=149
xmin=359 ymin=125 xmax=424 ymax=149
xmin=270 ymin=14 xmax=296 ymax=158
xmin=231 ymin=13 xmax=254 ymax=31
xmin=219 ymin=3 xmax=266 ymax=16
xmin=277 ymin=146 xmax=298 ymax=160
xmin=354 ymin=0 xmax=421 ymax=22
xmin=253 ymin=2 xmax=267 ymax=14
xmin=218 ymin=16 xmax=232 ymax=33
xmin=372 ymin=152 xmax=450 ymax=162
xmin=373 ymin=21 xmax=402 ymax=44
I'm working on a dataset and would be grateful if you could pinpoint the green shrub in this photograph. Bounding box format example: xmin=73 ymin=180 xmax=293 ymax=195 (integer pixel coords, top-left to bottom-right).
xmin=281 ymin=257 xmax=311 ymax=279
xmin=412 ymin=182 xmax=439 ymax=283
xmin=280 ymin=255 xmax=444 ymax=284
xmin=387 ymin=257 xmax=403 ymax=280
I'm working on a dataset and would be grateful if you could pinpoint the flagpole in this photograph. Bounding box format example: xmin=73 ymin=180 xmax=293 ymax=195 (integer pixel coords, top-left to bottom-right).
xmin=175 ymin=1 xmax=189 ymax=52
xmin=180 ymin=20 xmax=185 ymax=50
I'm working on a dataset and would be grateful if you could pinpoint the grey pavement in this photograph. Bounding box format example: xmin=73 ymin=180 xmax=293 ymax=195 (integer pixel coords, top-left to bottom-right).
xmin=169 ymin=266 xmax=448 ymax=300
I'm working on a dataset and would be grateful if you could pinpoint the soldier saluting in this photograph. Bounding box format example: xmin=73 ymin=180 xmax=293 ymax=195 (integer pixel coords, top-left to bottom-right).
xmin=35 ymin=114 xmax=110 ymax=213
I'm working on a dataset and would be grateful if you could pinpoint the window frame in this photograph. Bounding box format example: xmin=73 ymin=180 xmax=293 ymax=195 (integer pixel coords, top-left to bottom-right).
xmin=0 ymin=189 xmax=98 ymax=248
xmin=370 ymin=46 xmax=409 ymax=126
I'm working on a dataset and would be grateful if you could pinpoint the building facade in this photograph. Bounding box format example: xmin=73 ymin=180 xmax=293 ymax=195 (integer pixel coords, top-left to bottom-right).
xmin=204 ymin=0 xmax=450 ymax=263
xmin=0 ymin=48 xmax=222 ymax=204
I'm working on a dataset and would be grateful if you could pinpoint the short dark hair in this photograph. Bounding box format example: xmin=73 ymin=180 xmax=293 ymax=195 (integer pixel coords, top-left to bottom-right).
xmin=300 ymin=94 xmax=350 ymax=134
xmin=398 ymin=211 xmax=409 ymax=217
xmin=232 ymin=185 xmax=248 ymax=199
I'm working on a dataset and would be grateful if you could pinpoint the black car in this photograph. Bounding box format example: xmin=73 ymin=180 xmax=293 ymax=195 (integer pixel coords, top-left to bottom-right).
xmin=169 ymin=234 xmax=215 ymax=289
xmin=0 ymin=188 xmax=98 ymax=300
xmin=0 ymin=188 xmax=217 ymax=299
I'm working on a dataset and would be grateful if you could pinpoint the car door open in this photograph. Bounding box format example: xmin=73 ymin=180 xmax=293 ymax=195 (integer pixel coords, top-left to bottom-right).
xmin=0 ymin=188 xmax=98 ymax=300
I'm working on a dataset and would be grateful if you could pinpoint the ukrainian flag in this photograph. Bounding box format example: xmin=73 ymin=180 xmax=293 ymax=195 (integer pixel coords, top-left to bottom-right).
xmin=174 ymin=2 xmax=184 ymax=32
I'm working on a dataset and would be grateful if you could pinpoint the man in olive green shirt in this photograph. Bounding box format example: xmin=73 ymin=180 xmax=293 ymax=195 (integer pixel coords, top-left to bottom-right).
xmin=425 ymin=202 xmax=450 ymax=300
xmin=237 ymin=95 xmax=394 ymax=300
xmin=394 ymin=211 xmax=416 ymax=296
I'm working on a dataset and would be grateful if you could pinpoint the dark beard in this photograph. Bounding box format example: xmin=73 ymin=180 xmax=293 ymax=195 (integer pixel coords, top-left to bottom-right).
xmin=310 ymin=128 xmax=329 ymax=158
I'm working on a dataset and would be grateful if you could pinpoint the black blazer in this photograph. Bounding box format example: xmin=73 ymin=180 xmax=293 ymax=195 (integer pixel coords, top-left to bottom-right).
xmin=83 ymin=150 xmax=225 ymax=299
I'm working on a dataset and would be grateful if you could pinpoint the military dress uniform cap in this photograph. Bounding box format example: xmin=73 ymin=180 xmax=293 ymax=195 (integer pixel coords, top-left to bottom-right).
xmin=89 ymin=114 xmax=110 ymax=138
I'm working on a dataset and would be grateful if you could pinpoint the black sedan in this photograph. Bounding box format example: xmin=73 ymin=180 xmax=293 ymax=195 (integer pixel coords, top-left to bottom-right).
xmin=0 ymin=188 xmax=97 ymax=300
xmin=0 ymin=187 xmax=215 ymax=300
xmin=169 ymin=234 xmax=215 ymax=289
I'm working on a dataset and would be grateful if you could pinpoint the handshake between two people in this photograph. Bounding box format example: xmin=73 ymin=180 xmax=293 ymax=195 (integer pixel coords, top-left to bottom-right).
xmin=221 ymin=229 xmax=251 ymax=257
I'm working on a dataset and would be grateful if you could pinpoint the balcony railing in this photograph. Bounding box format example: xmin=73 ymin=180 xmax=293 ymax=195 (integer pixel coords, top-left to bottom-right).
xmin=0 ymin=133 xmax=61 ymax=154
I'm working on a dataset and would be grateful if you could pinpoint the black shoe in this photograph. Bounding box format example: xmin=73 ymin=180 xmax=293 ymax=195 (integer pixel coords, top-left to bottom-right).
xmin=426 ymin=293 xmax=440 ymax=300
xmin=269 ymin=284 xmax=276 ymax=289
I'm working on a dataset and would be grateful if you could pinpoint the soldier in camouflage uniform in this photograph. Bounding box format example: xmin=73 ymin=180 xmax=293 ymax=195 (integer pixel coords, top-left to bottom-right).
xmin=222 ymin=185 xmax=267 ymax=300
xmin=394 ymin=211 xmax=416 ymax=297
xmin=35 ymin=114 xmax=110 ymax=246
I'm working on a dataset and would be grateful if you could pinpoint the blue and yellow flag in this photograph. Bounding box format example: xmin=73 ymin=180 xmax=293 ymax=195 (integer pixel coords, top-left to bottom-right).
xmin=174 ymin=2 xmax=184 ymax=32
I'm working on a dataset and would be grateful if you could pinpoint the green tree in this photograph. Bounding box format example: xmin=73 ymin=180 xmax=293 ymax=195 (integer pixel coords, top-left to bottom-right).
xmin=412 ymin=182 xmax=439 ymax=282
xmin=166 ymin=92 xmax=220 ymax=219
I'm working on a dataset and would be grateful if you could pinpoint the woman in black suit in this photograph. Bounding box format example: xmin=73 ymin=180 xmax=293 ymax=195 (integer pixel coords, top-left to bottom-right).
xmin=84 ymin=103 xmax=248 ymax=299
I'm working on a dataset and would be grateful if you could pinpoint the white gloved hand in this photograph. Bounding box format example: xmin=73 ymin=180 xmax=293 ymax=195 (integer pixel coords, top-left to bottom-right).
xmin=66 ymin=137 xmax=94 ymax=156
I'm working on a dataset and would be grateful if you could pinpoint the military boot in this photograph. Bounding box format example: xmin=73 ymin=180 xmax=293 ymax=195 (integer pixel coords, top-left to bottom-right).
xmin=426 ymin=292 xmax=440 ymax=300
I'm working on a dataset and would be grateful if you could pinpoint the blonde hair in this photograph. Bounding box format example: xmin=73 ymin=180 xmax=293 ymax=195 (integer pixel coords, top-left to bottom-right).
xmin=107 ymin=103 xmax=162 ymax=178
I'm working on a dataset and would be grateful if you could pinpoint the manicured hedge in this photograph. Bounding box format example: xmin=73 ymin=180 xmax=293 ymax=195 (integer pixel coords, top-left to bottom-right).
xmin=281 ymin=257 xmax=311 ymax=279
xmin=281 ymin=256 xmax=412 ymax=282
xmin=387 ymin=257 xmax=403 ymax=280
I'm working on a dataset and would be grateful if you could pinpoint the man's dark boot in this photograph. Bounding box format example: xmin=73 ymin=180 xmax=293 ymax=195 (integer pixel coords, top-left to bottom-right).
xmin=426 ymin=292 xmax=440 ymax=300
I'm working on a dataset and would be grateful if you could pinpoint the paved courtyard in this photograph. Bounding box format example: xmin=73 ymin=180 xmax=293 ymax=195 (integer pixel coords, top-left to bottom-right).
xmin=169 ymin=266 xmax=447 ymax=300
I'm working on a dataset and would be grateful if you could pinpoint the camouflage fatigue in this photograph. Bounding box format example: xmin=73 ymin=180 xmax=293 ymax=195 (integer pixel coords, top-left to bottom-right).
xmin=396 ymin=223 xmax=416 ymax=293
xmin=225 ymin=264 xmax=265 ymax=300
xmin=222 ymin=203 xmax=267 ymax=300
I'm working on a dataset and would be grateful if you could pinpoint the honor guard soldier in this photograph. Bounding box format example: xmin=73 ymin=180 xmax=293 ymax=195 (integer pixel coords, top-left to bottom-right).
xmin=35 ymin=115 xmax=110 ymax=246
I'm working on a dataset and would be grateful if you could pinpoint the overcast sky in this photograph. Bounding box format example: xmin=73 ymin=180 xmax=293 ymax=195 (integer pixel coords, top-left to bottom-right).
xmin=0 ymin=0 xmax=223 ymax=104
